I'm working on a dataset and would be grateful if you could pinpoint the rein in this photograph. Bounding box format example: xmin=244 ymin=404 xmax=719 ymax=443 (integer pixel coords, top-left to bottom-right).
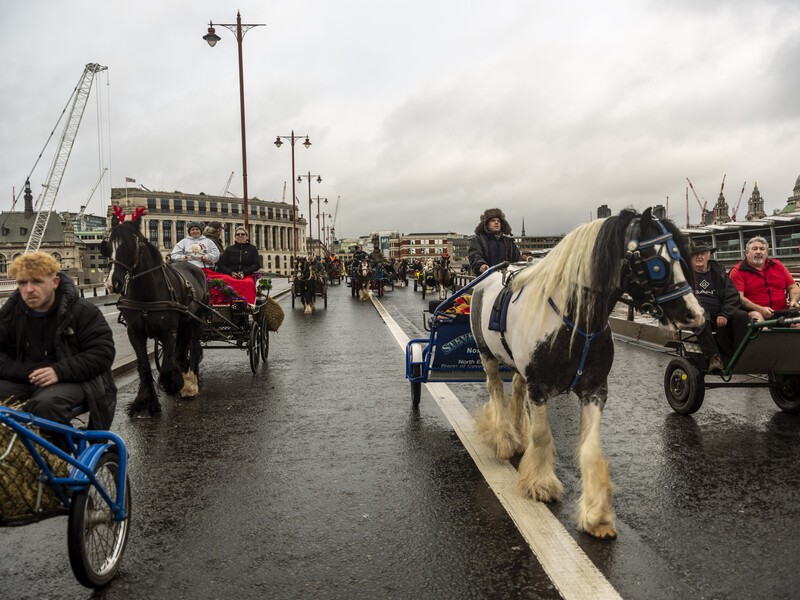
xmin=548 ymin=298 xmax=608 ymax=392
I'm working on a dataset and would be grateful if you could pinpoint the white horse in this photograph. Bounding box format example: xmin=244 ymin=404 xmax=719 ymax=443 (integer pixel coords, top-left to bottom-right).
xmin=469 ymin=208 xmax=704 ymax=539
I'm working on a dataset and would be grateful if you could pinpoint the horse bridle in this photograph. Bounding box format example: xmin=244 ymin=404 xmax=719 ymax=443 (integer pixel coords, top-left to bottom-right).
xmin=620 ymin=217 xmax=693 ymax=318
xmin=109 ymin=235 xmax=187 ymax=304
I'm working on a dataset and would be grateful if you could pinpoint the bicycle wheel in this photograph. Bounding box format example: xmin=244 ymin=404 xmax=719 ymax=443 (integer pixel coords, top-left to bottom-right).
xmin=260 ymin=322 xmax=269 ymax=363
xmin=68 ymin=449 xmax=131 ymax=588
xmin=249 ymin=321 xmax=260 ymax=372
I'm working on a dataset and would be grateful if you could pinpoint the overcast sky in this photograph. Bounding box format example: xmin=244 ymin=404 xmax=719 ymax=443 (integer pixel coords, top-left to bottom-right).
xmin=3 ymin=0 xmax=799 ymax=239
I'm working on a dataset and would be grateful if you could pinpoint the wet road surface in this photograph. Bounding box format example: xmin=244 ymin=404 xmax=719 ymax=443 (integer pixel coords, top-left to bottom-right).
xmin=2 ymin=281 xmax=800 ymax=599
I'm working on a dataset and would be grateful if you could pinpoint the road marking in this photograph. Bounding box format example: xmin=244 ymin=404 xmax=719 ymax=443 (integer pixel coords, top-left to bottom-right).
xmin=371 ymin=296 xmax=622 ymax=600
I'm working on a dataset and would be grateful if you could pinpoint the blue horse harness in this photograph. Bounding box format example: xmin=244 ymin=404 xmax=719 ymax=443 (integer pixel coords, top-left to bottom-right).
xmin=621 ymin=217 xmax=693 ymax=318
xmin=487 ymin=216 xmax=691 ymax=391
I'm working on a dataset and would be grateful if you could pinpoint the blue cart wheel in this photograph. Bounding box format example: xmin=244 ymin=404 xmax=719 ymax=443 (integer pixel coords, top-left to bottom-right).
xmin=411 ymin=365 xmax=422 ymax=407
xmin=68 ymin=449 xmax=131 ymax=588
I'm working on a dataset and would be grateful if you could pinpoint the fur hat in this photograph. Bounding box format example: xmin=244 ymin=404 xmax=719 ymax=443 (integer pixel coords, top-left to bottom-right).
xmin=475 ymin=208 xmax=512 ymax=236
xmin=187 ymin=221 xmax=203 ymax=232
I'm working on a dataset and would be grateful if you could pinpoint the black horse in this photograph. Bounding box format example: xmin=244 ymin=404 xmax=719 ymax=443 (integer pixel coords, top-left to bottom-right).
xmin=292 ymin=257 xmax=317 ymax=313
xmin=102 ymin=207 xmax=208 ymax=417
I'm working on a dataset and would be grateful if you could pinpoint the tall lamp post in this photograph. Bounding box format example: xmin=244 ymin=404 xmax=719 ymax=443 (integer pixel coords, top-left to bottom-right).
xmin=202 ymin=11 xmax=265 ymax=229
xmin=313 ymin=196 xmax=328 ymax=257
xmin=322 ymin=212 xmax=333 ymax=253
xmin=274 ymin=131 xmax=311 ymax=261
xmin=297 ymin=172 xmax=322 ymax=255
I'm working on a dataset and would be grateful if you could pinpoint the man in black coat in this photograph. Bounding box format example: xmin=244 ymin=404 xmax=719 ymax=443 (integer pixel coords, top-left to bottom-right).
xmin=0 ymin=252 xmax=116 ymax=429
xmin=216 ymin=227 xmax=261 ymax=279
xmin=467 ymin=207 xmax=522 ymax=275
xmin=690 ymin=243 xmax=750 ymax=372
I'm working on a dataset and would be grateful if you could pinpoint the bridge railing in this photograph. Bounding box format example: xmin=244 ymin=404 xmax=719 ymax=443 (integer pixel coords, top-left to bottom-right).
xmin=0 ymin=278 xmax=110 ymax=300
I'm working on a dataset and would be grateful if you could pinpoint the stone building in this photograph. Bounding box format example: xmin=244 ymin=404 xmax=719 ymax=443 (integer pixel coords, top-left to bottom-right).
xmin=110 ymin=187 xmax=307 ymax=276
xmin=0 ymin=180 xmax=86 ymax=281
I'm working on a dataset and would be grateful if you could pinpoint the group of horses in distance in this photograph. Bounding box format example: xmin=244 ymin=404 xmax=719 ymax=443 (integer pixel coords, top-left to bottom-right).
xmin=101 ymin=206 xmax=705 ymax=541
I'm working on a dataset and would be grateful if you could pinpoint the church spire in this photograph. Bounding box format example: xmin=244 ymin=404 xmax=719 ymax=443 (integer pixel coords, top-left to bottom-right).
xmin=521 ymin=217 xmax=526 ymax=237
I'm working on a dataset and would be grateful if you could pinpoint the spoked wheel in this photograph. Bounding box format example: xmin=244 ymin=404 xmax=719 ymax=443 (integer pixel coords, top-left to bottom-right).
xmin=769 ymin=373 xmax=800 ymax=413
xmin=259 ymin=322 xmax=269 ymax=363
xmin=153 ymin=339 xmax=163 ymax=371
xmin=68 ymin=450 xmax=131 ymax=588
xmin=411 ymin=365 xmax=422 ymax=407
xmin=249 ymin=322 xmax=260 ymax=372
xmin=664 ymin=357 xmax=705 ymax=415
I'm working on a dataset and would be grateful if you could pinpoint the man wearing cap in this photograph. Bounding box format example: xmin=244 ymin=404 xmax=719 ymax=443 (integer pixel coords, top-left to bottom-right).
xmin=690 ymin=243 xmax=750 ymax=372
xmin=204 ymin=221 xmax=225 ymax=254
xmin=729 ymin=236 xmax=800 ymax=322
xmin=468 ymin=208 xmax=521 ymax=275
xmin=170 ymin=221 xmax=220 ymax=269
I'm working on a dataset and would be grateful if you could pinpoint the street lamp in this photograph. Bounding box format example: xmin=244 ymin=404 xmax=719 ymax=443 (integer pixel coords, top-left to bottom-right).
xmin=202 ymin=11 xmax=265 ymax=229
xmin=297 ymin=172 xmax=322 ymax=256
xmin=313 ymin=196 xmax=328 ymax=256
xmin=274 ymin=131 xmax=311 ymax=261
xmin=322 ymin=212 xmax=333 ymax=253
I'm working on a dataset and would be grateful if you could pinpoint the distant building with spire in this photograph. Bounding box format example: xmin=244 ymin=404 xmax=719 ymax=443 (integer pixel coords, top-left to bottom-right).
xmin=779 ymin=174 xmax=800 ymax=214
xmin=712 ymin=189 xmax=730 ymax=225
xmin=745 ymin=183 xmax=767 ymax=220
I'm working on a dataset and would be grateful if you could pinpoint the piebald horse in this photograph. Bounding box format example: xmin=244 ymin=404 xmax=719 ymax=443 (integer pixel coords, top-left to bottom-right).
xmin=469 ymin=208 xmax=704 ymax=539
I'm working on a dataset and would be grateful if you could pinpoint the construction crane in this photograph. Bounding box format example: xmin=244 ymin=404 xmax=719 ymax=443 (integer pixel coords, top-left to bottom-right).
xmin=75 ymin=168 xmax=108 ymax=231
xmin=330 ymin=195 xmax=340 ymax=242
xmin=221 ymin=171 xmax=235 ymax=197
xmin=731 ymin=180 xmax=747 ymax=222
xmin=25 ymin=63 xmax=108 ymax=253
xmin=686 ymin=177 xmax=708 ymax=226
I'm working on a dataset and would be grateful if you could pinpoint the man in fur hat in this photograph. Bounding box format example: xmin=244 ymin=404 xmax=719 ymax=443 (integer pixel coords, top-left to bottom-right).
xmin=467 ymin=208 xmax=521 ymax=275
xmin=204 ymin=221 xmax=225 ymax=254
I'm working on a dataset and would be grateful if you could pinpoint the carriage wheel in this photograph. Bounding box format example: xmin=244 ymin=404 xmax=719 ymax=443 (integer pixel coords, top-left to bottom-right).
xmin=153 ymin=339 xmax=163 ymax=371
xmin=769 ymin=373 xmax=800 ymax=413
xmin=664 ymin=357 xmax=705 ymax=415
xmin=411 ymin=365 xmax=422 ymax=407
xmin=259 ymin=323 xmax=269 ymax=363
xmin=68 ymin=449 xmax=131 ymax=588
xmin=248 ymin=322 xmax=260 ymax=372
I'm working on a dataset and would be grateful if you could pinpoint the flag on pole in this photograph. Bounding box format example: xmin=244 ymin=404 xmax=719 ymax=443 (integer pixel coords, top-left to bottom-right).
xmin=125 ymin=177 xmax=136 ymax=183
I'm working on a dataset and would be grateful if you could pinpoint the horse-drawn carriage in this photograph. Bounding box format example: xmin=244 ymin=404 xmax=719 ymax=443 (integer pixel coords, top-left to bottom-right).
xmin=291 ymin=257 xmax=327 ymax=312
xmin=325 ymin=260 xmax=344 ymax=285
xmin=1 ymin=404 xmax=131 ymax=588
xmin=406 ymin=208 xmax=706 ymax=540
xmin=664 ymin=312 xmax=800 ymax=414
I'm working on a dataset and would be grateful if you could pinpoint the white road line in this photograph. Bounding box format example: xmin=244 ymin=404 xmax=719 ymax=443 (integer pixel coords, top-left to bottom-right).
xmin=371 ymin=295 xmax=622 ymax=600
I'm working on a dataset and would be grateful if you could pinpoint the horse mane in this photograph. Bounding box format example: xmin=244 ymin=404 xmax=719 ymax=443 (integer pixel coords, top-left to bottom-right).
xmin=513 ymin=209 xmax=640 ymax=341
xmin=111 ymin=220 xmax=163 ymax=264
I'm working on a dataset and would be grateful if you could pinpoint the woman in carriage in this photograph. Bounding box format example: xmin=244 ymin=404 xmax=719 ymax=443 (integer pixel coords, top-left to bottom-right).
xmin=170 ymin=221 xmax=220 ymax=270
xmin=208 ymin=227 xmax=261 ymax=305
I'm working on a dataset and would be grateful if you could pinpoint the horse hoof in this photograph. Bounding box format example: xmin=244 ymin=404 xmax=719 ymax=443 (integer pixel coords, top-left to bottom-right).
xmin=585 ymin=523 xmax=617 ymax=540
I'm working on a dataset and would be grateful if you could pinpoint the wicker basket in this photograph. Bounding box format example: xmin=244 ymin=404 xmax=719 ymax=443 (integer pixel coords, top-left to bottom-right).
xmin=260 ymin=296 xmax=285 ymax=332
xmin=0 ymin=408 xmax=69 ymax=524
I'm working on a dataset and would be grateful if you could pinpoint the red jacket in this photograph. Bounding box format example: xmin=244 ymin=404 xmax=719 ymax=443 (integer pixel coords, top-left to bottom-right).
xmin=729 ymin=258 xmax=795 ymax=310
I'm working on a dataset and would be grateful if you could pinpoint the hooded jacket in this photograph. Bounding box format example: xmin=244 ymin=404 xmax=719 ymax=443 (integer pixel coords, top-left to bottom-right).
xmin=0 ymin=272 xmax=117 ymax=429
xmin=467 ymin=208 xmax=521 ymax=275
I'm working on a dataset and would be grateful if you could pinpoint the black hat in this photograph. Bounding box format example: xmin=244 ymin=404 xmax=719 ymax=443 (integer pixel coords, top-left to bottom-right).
xmin=690 ymin=243 xmax=717 ymax=255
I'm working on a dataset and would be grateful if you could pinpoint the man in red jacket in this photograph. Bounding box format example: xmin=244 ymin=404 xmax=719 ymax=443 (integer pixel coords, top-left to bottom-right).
xmin=729 ymin=236 xmax=800 ymax=322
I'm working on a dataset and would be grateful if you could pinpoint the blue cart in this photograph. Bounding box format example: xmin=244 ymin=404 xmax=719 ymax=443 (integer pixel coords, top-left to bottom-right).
xmin=0 ymin=406 xmax=131 ymax=588
xmin=405 ymin=264 xmax=514 ymax=406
